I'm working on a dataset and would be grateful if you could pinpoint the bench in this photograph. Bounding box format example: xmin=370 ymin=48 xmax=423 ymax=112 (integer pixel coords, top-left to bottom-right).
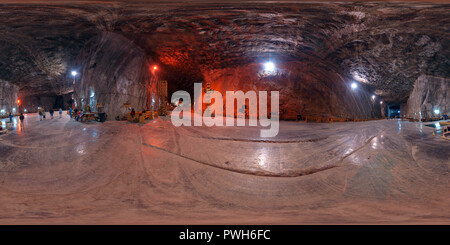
xmin=80 ymin=113 xmax=98 ymax=122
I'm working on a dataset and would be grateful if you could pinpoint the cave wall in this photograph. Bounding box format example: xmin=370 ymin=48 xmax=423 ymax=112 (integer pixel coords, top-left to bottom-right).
xmin=404 ymin=75 xmax=449 ymax=119
xmin=74 ymin=32 xmax=156 ymax=120
xmin=0 ymin=79 xmax=19 ymax=115
xmin=200 ymin=63 xmax=382 ymax=120
xmin=19 ymin=93 xmax=73 ymax=113
xmin=20 ymin=96 xmax=56 ymax=113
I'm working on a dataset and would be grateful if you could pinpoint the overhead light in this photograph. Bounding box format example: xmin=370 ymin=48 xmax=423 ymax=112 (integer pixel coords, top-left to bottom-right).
xmin=372 ymin=95 xmax=376 ymax=100
xmin=351 ymin=82 xmax=358 ymax=89
xmin=153 ymin=66 xmax=158 ymax=70
xmin=71 ymin=71 xmax=77 ymax=76
xmin=264 ymin=62 xmax=275 ymax=72
xmin=24 ymin=109 xmax=27 ymax=112
xmin=434 ymin=109 xmax=440 ymax=114
xmin=380 ymin=101 xmax=383 ymax=104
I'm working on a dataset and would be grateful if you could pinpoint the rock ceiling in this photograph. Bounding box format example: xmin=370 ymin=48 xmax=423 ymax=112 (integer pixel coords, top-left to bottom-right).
xmin=0 ymin=1 xmax=448 ymax=103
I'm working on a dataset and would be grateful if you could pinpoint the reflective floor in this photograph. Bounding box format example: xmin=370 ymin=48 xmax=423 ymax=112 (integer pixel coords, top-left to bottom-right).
xmin=0 ymin=113 xmax=449 ymax=224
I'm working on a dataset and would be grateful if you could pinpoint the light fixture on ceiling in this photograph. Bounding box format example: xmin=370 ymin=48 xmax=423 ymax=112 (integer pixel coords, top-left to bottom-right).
xmin=71 ymin=71 xmax=78 ymax=84
xmin=351 ymin=82 xmax=358 ymax=89
xmin=264 ymin=62 xmax=275 ymax=73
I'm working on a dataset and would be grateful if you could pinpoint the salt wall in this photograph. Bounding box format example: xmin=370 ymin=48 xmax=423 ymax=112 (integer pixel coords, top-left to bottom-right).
xmin=18 ymin=93 xmax=73 ymax=113
xmin=74 ymin=32 xmax=157 ymax=120
xmin=403 ymin=75 xmax=449 ymax=119
xmin=0 ymin=79 xmax=18 ymax=115
xmin=201 ymin=63 xmax=382 ymax=120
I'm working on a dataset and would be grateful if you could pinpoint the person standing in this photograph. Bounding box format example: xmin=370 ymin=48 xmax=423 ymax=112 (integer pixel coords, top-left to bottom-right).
xmin=8 ymin=111 xmax=13 ymax=123
xmin=59 ymin=108 xmax=63 ymax=118
xmin=42 ymin=108 xmax=46 ymax=120
xmin=131 ymin=108 xmax=136 ymax=119
xmin=50 ymin=108 xmax=54 ymax=119
xmin=39 ymin=110 xmax=43 ymax=121
xmin=19 ymin=113 xmax=24 ymax=129
xmin=69 ymin=107 xmax=73 ymax=119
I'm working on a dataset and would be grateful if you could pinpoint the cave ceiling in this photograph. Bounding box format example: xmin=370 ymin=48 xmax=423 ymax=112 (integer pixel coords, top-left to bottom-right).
xmin=0 ymin=0 xmax=448 ymax=103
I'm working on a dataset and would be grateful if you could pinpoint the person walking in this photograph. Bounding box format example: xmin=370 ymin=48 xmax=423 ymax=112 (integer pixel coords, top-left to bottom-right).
xmin=50 ymin=108 xmax=54 ymax=119
xmin=59 ymin=108 xmax=63 ymax=118
xmin=19 ymin=113 xmax=24 ymax=129
xmin=69 ymin=107 xmax=73 ymax=119
xmin=42 ymin=108 xmax=46 ymax=120
xmin=39 ymin=110 xmax=43 ymax=121
xmin=8 ymin=111 xmax=13 ymax=123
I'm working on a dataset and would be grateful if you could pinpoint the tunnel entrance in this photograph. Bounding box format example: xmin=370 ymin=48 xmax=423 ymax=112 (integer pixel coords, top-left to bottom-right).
xmin=387 ymin=105 xmax=401 ymax=119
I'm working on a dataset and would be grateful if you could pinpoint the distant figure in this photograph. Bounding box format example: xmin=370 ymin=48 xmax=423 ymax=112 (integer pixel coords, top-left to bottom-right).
xmin=39 ymin=110 xmax=43 ymax=121
xmin=19 ymin=113 xmax=24 ymax=129
xmin=69 ymin=107 xmax=73 ymax=119
xmin=59 ymin=108 xmax=63 ymax=118
xmin=444 ymin=113 xmax=448 ymax=120
xmin=131 ymin=108 xmax=136 ymax=118
xmin=42 ymin=108 xmax=46 ymax=120
xmin=9 ymin=112 xmax=12 ymax=122
xmin=50 ymin=108 xmax=54 ymax=119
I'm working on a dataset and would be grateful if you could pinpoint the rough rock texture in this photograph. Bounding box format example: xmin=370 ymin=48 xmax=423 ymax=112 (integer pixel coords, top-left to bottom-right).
xmin=18 ymin=93 xmax=73 ymax=113
xmin=403 ymin=75 xmax=449 ymax=119
xmin=0 ymin=79 xmax=18 ymax=114
xmin=201 ymin=63 xmax=381 ymax=119
xmin=74 ymin=32 xmax=156 ymax=119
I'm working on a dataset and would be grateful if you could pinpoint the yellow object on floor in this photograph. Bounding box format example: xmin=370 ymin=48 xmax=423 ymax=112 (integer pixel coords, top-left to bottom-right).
xmin=139 ymin=115 xmax=145 ymax=124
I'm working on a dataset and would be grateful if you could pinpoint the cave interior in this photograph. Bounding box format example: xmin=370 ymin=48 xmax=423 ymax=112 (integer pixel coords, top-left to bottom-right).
xmin=0 ymin=0 xmax=448 ymax=121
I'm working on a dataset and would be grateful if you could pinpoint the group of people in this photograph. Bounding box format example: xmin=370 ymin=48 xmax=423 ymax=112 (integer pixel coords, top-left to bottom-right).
xmin=3 ymin=111 xmax=25 ymax=130
xmin=38 ymin=108 xmax=63 ymax=121
xmin=69 ymin=107 xmax=84 ymax=121
xmin=129 ymin=108 xmax=149 ymax=120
